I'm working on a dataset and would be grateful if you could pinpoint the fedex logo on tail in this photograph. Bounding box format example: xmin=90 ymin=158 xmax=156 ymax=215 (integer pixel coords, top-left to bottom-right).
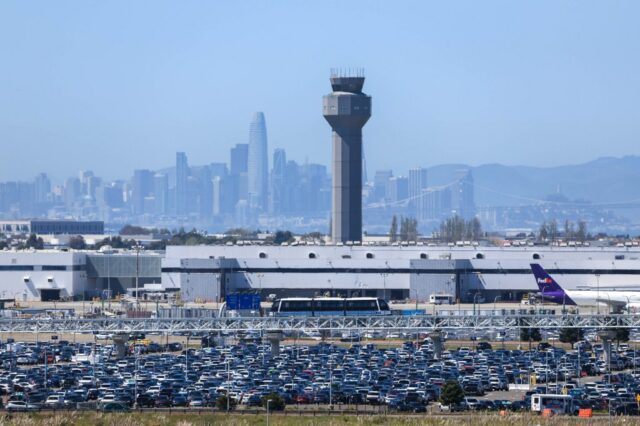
xmin=537 ymin=277 xmax=553 ymax=285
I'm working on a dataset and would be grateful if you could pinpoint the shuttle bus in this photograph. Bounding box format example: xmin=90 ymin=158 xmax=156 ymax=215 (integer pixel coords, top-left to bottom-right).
xmin=531 ymin=394 xmax=574 ymax=415
xmin=270 ymin=297 xmax=391 ymax=317
xmin=429 ymin=294 xmax=454 ymax=305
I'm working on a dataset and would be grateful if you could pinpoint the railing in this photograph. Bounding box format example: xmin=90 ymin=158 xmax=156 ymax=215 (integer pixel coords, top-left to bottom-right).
xmin=0 ymin=313 xmax=638 ymax=334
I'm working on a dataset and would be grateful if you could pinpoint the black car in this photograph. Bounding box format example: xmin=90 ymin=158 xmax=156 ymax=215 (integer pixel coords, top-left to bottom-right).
xmin=172 ymin=395 xmax=188 ymax=407
xmin=155 ymin=394 xmax=172 ymax=408
xmin=135 ymin=393 xmax=155 ymax=408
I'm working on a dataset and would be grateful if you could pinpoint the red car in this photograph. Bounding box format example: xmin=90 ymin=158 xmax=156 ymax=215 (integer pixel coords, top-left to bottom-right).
xmin=295 ymin=394 xmax=311 ymax=404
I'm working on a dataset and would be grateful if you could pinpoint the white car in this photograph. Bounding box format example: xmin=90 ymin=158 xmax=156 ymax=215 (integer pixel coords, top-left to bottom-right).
xmin=45 ymin=395 xmax=65 ymax=408
xmin=6 ymin=401 xmax=39 ymax=412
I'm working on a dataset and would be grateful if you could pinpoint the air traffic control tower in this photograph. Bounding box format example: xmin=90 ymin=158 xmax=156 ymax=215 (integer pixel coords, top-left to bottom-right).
xmin=323 ymin=70 xmax=371 ymax=243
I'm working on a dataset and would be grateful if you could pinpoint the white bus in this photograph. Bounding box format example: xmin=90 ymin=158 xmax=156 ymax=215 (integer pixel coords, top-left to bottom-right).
xmin=429 ymin=294 xmax=454 ymax=305
xmin=531 ymin=394 xmax=574 ymax=415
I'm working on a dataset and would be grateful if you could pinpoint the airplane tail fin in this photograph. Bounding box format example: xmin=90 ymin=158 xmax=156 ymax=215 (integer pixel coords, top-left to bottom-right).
xmin=530 ymin=264 xmax=564 ymax=294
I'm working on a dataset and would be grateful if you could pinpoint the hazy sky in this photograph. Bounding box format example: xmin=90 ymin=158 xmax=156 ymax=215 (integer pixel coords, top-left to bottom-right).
xmin=1 ymin=1 xmax=639 ymax=182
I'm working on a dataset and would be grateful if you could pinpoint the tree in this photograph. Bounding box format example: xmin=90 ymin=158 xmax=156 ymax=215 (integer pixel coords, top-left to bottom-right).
xmin=564 ymin=220 xmax=575 ymax=240
xmin=613 ymin=327 xmax=630 ymax=345
xmin=439 ymin=381 xmax=465 ymax=406
xmin=437 ymin=216 xmax=482 ymax=242
xmin=119 ymin=225 xmax=151 ymax=235
xmin=576 ymin=221 xmax=587 ymax=242
xmin=215 ymin=394 xmax=237 ymax=411
xmin=261 ymin=392 xmax=285 ymax=411
xmin=409 ymin=218 xmax=419 ymax=241
xmin=470 ymin=217 xmax=482 ymax=240
xmin=273 ymin=230 xmax=294 ymax=245
xmin=68 ymin=235 xmax=86 ymax=250
xmin=400 ymin=216 xmax=408 ymax=241
xmin=538 ymin=222 xmax=548 ymax=241
xmin=559 ymin=328 xmax=584 ymax=344
xmin=389 ymin=215 xmax=398 ymax=242
xmin=548 ymin=220 xmax=558 ymax=242
xmin=25 ymin=233 xmax=44 ymax=250
xmin=520 ymin=328 xmax=542 ymax=342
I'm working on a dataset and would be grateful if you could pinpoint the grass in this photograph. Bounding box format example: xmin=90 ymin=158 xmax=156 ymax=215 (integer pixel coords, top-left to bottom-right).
xmin=0 ymin=412 xmax=629 ymax=426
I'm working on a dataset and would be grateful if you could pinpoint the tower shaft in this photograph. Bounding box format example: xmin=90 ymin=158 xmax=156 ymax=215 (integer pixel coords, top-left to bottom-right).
xmin=323 ymin=74 xmax=371 ymax=243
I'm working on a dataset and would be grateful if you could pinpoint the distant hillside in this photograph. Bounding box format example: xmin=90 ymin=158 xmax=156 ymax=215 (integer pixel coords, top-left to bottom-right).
xmin=427 ymin=156 xmax=640 ymax=206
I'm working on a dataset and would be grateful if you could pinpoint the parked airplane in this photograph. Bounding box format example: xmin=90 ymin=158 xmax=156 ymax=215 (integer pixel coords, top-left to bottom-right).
xmin=530 ymin=263 xmax=640 ymax=312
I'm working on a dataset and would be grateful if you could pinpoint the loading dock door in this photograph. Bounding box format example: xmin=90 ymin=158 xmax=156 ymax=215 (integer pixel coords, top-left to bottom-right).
xmin=40 ymin=289 xmax=61 ymax=301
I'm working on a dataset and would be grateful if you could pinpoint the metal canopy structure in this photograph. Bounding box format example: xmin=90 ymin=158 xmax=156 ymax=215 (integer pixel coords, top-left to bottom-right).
xmin=1 ymin=314 xmax=639 ymax=334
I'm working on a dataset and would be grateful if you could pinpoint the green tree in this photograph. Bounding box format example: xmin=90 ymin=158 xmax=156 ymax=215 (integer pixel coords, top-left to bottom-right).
xmin=614 ymin=327 xmax=630 ymax=344
xmin=559 ymin=327 xmax=584 ymax=344
xmin=400 ymin=216 xmax=408 ymax=241
xmin=261 ymin=392 xmax=285 ymax=411
xmin=439 ymin=381 xmax=465 ymax=406
xmin=576 ymin=221 xmax=587 ymax=242
xmin=273 ymin=230 xmax=294 ymax=245
xmin=564 ymin=220 xmax=575 ymax=240
xmin=215 ymin=394 xmax=237 ymax=411
xmin=25 ymin=233 xmax=44 ymax=249
xmin=437 ymin=215 xmax=481 ymax=242
xmin=548 ymin=220 xmax=558 ymax=242
xmin=520 ymin=327 xmax=542 ymax=342
xmin=407 ymin=217 xmax=419 ymax=241
xmin=389 ymin=215 xmax=398 ymax=242
xmin=538 ymin=222 xmax=548 ymax=241
xmin=119 ymin=225 xmax=151 ymax=235
xmin=68 ymin=235 xmax=86 ymax=250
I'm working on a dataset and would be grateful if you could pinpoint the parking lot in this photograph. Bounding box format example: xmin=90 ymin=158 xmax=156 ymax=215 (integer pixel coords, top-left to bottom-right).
xmin=0 ymin=332 xmax=639 ymax=416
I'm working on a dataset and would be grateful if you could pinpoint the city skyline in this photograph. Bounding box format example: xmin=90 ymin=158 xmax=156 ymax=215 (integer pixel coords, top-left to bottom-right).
xmin=2 ymin=1 xmax=640 ymax=182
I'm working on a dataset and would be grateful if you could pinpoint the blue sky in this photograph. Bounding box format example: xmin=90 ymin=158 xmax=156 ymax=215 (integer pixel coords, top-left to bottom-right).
xmin=1 ymin=1 xmax=639 ymax=182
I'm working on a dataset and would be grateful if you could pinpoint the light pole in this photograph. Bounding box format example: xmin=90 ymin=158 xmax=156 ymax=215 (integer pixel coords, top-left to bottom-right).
xmin=493 ymin=296 xmax=501 ymax=311
xmin=266 ymin=399 xmax=272 ymax=426
xmin=257 ymin=273 xmax=264 ymax=301
xmin=134 ymin=345 xmax=139 ymax=409
xmin=226 ymin=359 xmax=231 ymax=411
xmin=134 ymin=242 xmax=143 ymax=309
xmin=473 ymin=292 xmax=481 ymax=316
xmin=185 ymin=334 xmax=190 ymax=382
xmin=107 ymin=250 xmax=111 ymax=311
xmin=381 ymin=273 xmax=389 ymax=301
xmin=329 ymin=357 xmax=333 ymax=410
xmin=596 ymin=273 xmax=601 ymax=315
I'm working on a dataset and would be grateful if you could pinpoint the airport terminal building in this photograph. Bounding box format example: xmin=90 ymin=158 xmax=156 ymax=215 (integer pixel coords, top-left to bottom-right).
xmin=161 ymin=245 xmax=640 ymax=303
xmin=1 ymin=244 xmax=640 ymax=303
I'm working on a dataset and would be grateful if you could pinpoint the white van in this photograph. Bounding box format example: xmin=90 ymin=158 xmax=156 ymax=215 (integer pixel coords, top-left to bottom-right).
xmin=429 ymin=294 xmax=454 ymax=305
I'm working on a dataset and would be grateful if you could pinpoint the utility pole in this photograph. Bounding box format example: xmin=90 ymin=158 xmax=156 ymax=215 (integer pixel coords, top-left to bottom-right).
xmin=135 ymin=242 xmax=141 ymax=309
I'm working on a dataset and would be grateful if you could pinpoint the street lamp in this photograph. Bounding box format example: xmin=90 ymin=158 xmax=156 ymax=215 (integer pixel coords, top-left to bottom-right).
xmin=493 ymin=296 xmax=501 ymax=311
xmin=473 ymin=292 xmax=481 ymax=316
xmin=226 ymin=359 xmax=231 ymax=411
xmin=381 ymin=273 xmax=389 ymax=301
xmin=596 ymin=273 xmax=601 ymax=315
xmin=133 ymin=242 xmax=143 ymax=309
xmin=266 ymin=399 xmax=272 ymax=426
xmin=257 ymin=273 xmax=264 ymax=300
xmin=107 ymin=250 xmax=111 ymax=311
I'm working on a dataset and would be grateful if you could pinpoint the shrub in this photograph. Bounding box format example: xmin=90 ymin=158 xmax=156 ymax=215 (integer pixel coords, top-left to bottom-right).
xmin=261 ymin=392 xmax=286 ymax=411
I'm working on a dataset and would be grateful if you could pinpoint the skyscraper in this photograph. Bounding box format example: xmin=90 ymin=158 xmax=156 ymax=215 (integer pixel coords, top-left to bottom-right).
xmin=153 ymin=173 xmax=169 ymax=215
xmin=270 ymin=148 xmax=286 ymax=214
xmin=247 ymin=112 xmax=268 ymax=212
xmin=34 ymin=173 xmax=51 ymax=204
xmin=175 ymin=152 xmax=189 ymax=216
xmin=132 ymin=169 xmax=154 ymax=215
xmin=323 ymin=70 xmax=371 ymax=243
xmin=230 ymin=144 xmax=248 ymax=176
xmin=409 ymin=167 xmax=429 ymax=216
